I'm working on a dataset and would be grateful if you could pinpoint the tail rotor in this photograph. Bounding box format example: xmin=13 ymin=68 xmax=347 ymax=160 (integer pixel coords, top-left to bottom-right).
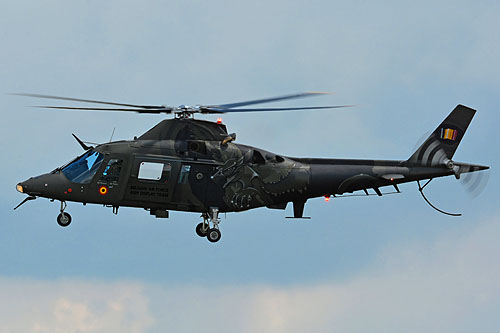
xmin=460 ymin=166 xmax=490 ymax=197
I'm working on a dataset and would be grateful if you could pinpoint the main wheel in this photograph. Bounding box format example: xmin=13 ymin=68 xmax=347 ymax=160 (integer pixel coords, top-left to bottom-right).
xmin=195 ymin=223 xmax=209 ymax=237
xmin=57 ymin=212 xmax=72 ymax=227
xmin=207 ymin=228 xmax=221 ymax=243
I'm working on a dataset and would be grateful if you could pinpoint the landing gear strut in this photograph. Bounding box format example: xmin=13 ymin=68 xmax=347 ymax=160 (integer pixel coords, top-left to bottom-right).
xmin=195 ymin=221 xmax=209 ymax=237
xmin=57 ymin=201 xmax=72 ymax=227
xmin=195 ymin=207 xmax=222 ymax=243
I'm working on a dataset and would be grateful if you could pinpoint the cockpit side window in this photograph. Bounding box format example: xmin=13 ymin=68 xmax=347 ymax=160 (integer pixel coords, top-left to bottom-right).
xmin=62 ymin=151 xmax=104 ymax=184
xmin=98 ymin=159 xmax=123 ymax=186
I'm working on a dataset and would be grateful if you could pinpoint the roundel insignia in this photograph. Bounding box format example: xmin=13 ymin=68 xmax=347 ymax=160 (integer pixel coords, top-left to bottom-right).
xmin=98 ymin=186 xmax=108 ymax=195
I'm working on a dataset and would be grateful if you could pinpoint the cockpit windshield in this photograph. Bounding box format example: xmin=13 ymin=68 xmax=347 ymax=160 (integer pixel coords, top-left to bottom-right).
xmin=62 ymin=150 xmax=104 ymax=184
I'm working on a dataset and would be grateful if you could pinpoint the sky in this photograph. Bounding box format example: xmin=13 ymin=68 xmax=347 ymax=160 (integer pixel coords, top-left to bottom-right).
xmin=0 ymin=0 xmax=499 ymax=332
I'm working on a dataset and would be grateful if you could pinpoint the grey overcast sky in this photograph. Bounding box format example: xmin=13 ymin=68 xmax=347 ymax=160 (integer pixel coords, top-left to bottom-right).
xmin=1 ymin=1 xmax=499 ymax=332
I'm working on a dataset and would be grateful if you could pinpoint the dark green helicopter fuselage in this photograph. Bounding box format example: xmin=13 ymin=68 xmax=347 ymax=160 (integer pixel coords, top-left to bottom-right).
xmin=17 ymin=110 xmax=487 ymax=218
xmin=17 ymin=117 xmax=314 ymax=214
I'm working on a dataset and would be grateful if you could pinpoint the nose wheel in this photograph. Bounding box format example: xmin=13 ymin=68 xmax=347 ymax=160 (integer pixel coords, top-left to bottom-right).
xmin=57 ymin=212 xmax=72 ymax=227
xmin=196 ymin=208 xmax=222 ymax=243
xmin=57 ymin=201 xmax=72 ymax=227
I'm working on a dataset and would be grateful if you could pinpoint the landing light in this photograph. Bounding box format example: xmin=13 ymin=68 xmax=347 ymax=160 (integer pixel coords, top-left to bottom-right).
xmin=16 ymin=184 xmax=24 ymax=193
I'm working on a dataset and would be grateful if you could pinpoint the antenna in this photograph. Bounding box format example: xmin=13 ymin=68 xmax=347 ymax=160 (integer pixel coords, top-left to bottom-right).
xmin=417 ymin=179 xmax=461 ymax=216
xmin=109 ymin=127 xmax=116 ymax=142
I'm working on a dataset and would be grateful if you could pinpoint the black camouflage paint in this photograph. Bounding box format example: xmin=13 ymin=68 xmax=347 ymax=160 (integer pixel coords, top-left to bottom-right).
xmin=17 ymin=106 xmax=489 ymax=217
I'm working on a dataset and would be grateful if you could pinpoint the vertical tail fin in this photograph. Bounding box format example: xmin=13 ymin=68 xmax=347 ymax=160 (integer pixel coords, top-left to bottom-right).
xmin=408 ymin=105 xmax=476 ymax=166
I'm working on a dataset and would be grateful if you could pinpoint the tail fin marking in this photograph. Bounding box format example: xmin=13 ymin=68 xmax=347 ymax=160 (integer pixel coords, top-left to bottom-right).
xmin=408 ymin=104 xmax=476 ymax=166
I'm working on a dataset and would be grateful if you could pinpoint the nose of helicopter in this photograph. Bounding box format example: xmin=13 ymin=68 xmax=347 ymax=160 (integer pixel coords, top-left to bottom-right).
xmin=17 ymin=178 xmax=41 ymax=196
xmin=16 ymin=174 xmax=52 ymax=197
xmin=17 ymin=171 xmax=74 ymax=200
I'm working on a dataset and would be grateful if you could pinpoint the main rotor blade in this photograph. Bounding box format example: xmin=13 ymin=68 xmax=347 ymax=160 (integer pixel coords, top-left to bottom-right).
xmin=202 ymin=105 xmax=353 ymax=113
xmin=208 ymin=92 xmax=333 ymax=109
xmin=34 ymin=106 xmax=173 ymax=113
xmin=12 ymin=93 xmax=165 ymax=109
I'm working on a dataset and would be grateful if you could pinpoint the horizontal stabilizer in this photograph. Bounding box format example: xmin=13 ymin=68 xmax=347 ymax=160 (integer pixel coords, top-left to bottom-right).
xmin=453 ymin=162 xmax=489 ymax=179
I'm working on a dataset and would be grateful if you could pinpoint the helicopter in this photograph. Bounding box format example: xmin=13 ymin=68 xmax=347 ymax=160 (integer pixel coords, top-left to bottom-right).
xmin=14 ymin=92 xmax=489 ymax=243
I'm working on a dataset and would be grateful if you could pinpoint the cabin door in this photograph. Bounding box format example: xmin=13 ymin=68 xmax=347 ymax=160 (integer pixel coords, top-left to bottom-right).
xmin=124 ymin=157 xmax=180 ymax=205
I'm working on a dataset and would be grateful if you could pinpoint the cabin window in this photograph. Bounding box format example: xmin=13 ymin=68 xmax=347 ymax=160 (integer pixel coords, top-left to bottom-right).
xmin=98 ymin=159 xmax=123 ymax=186
xmin=138 ymin=162 xmax=163 ymax=181
xmin=62 ymin=150 xmax=104 ymax=184
xmin=138 ymin=162 xmax=171 ymax=182
xmin=178 ymin=165 xmax=191 ymax=184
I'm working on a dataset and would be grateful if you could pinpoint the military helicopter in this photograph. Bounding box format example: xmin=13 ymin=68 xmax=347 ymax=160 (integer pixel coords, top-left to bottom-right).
xmin=14 ymin=92 xmax=489 ymax=243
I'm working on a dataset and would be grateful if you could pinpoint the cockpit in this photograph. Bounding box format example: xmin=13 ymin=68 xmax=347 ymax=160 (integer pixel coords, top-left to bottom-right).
xmin=61 ymin=150 xmax=104 ymax=184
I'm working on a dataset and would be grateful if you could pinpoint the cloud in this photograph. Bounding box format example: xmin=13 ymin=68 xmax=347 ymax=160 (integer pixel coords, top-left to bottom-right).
xmin=0 ymin=280 xmax=154 ymax=333
xmin=146 ymin=216 xmax=500 ymax=332
xmin=1 ymin=216 xmax=498 ymax=332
